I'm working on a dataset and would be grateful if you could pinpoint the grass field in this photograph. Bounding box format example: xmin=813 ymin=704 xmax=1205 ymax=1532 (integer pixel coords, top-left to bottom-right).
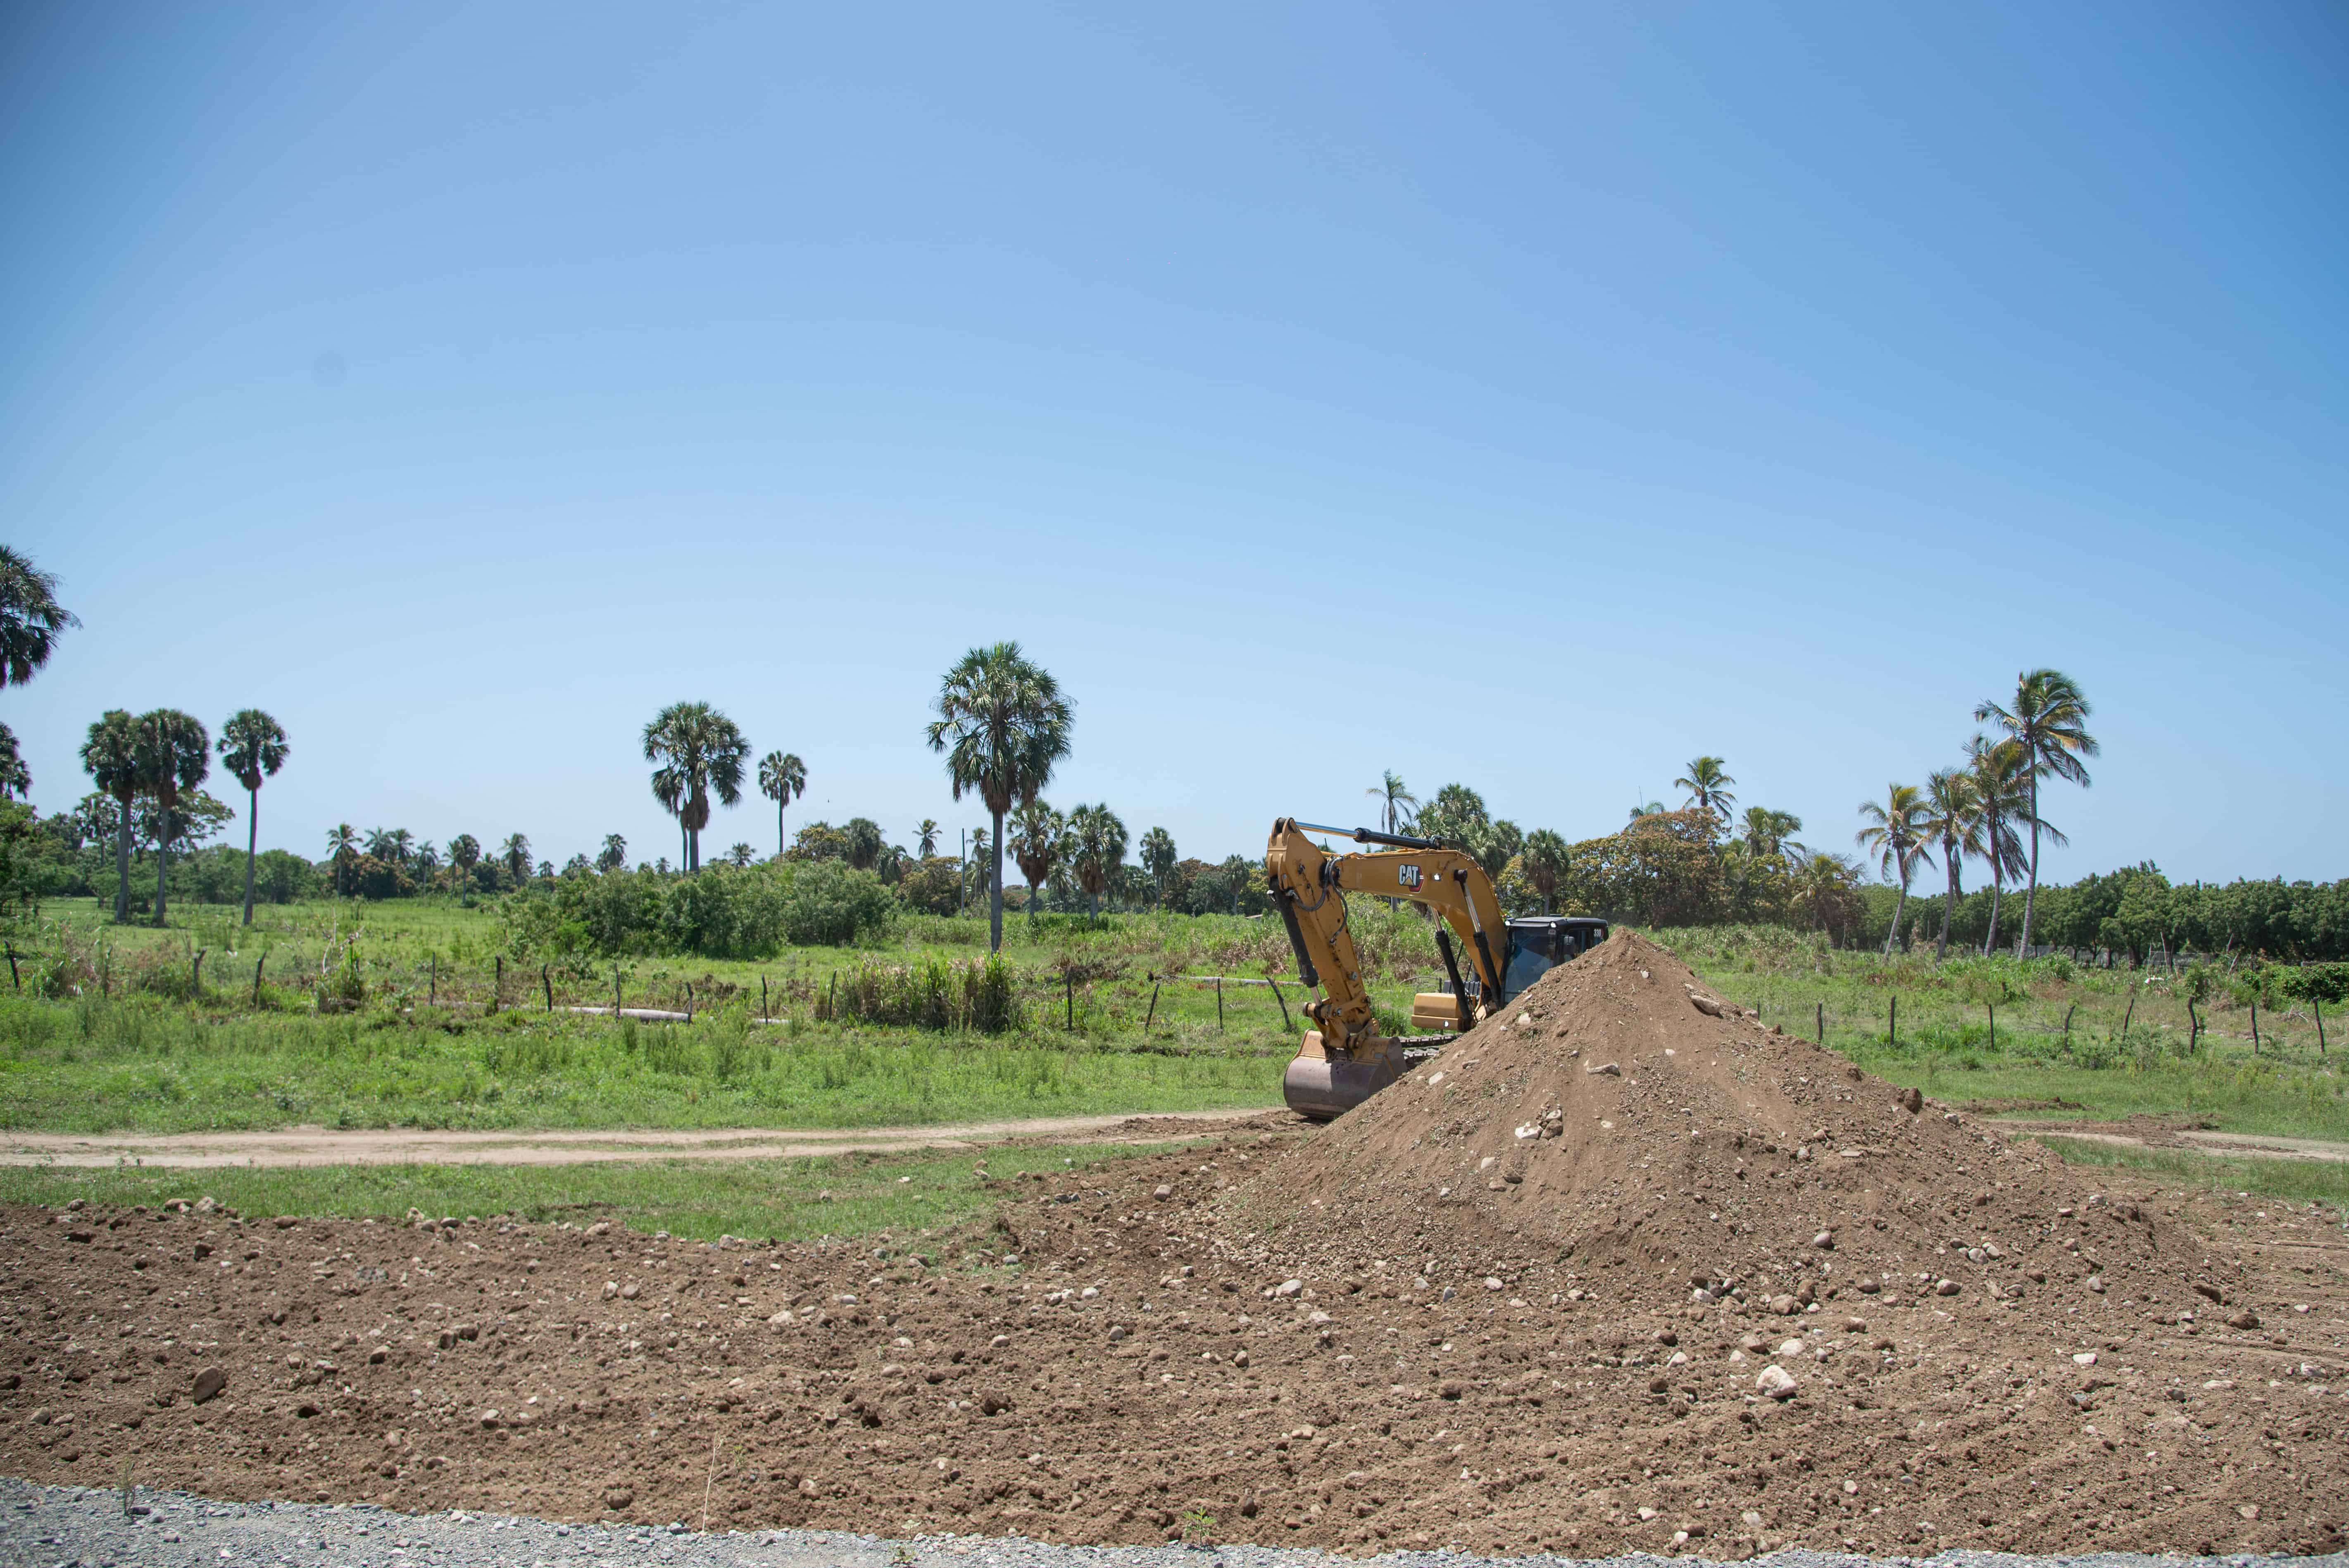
xmin=0 ymin=1136 xmax=1195 ymax=1244
xmin=1654 ymin=923 xmax=2349 ymax=1141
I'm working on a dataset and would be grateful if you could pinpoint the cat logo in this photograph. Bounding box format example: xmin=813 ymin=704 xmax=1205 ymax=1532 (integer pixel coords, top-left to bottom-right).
xmin=1397 ymin=864 xmax=1423 ymax=890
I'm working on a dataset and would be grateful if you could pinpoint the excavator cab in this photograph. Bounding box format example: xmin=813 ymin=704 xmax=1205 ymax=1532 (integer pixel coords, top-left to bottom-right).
xmin=1414 ymin=915 xmax=1609 ymax=1030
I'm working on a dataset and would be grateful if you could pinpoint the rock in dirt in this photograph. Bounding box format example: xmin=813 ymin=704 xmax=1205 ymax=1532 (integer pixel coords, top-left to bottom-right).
xmin=189 ymin=1368 xmax=226 ymax=1404
xmin=1756 ymin=1364 xmax=1799 ymax=1399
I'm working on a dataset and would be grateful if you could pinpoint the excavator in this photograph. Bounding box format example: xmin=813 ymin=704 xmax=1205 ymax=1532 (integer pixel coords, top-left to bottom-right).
xmin=1266 ymin=817 xmax=1609 ymax=1119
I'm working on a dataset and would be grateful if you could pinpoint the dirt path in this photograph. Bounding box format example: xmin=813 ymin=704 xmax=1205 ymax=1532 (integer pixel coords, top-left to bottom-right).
xmin=0 ymin=1110 xmax=1275 ymax=1169
xmin=1999 ymin=1116 xmax=2349 ymax=1164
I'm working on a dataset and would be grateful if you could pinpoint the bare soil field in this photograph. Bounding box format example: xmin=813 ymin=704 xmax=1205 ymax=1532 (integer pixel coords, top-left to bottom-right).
xmin=5 ymin=935 xmax=2345 ymax=1561
xmin=0 ymin=1111 xmax=1262 ymax=1169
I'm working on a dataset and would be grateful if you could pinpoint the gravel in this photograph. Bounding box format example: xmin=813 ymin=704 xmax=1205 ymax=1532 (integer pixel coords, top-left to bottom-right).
xmin=5 ymin=1479 xmax=2341 ymax=1568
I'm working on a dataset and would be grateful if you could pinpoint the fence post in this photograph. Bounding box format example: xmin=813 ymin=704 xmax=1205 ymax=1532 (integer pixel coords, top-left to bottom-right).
xmin=1216 ymin=977 xmax=1225 ymax=1033
xmin=2 ymin=945 xmax=16 ymax=993
xmin=1065 ymin=970 xmax=1074 ymax=1030
xmin=2119 ymin=985 xmax=2139 ymax=1048
xmin=254 ymin=954 xmax=265 ymax=1005
xmin=1987 ymin=1001 xmax=1995 ymax=1053
xmin=761 ymin=974 xmax=769 ymax=1022
xmin=1144 ymin=976 xmax=1159 ymax=1032
xmin=2249 ymin=999 xmax=2259 ymax=1054
xmin=428 ymin=956 xmax=437 ymax=1007
xmin=1267 ymin=973 xmax=1292 ymax=1033
xmin=1816 ymin=1001 xmax=1824 ymax=1046
xmin=1889 ymin=995 xmax=1897 ymax=1047
xmin=492 ymin=955 xmax=502 ymax=1014
xmin=685 ymin=981 xmax=695 ymax=1023
xmin=2187 ymin=997 xmax=2201 ymax=1052
xmin=542 ymin=964 xmax=553 ymax=1013
xmin=2062 ymin=1002 xmax=2076 ymax=1052
xmin=192 ymin=949 xmax=205 ymax=993
xmin=2317 ymin=998 xmax=2327 ymax=1058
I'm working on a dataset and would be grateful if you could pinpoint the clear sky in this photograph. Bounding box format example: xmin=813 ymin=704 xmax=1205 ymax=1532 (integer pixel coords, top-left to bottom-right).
xmin=4 ymin=2 xmax=2344 ymax=883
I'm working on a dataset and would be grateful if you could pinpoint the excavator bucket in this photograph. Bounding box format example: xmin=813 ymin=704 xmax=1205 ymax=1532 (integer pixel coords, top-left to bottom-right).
xmin=1282 ymin=1035 xmax=1409 ymax=1121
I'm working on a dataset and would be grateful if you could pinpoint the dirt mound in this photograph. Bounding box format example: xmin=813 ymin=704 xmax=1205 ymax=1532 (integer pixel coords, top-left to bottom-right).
xmin=1245 ymin=932 xmax=2178 ymax=1319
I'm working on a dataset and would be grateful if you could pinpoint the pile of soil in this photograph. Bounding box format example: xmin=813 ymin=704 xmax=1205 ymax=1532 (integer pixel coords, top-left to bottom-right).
xmin=3 ymin=933 xmax=2346 ymax=1559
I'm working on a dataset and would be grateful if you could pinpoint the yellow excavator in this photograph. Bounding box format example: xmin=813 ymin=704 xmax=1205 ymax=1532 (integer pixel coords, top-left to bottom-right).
xmin=1266 ymin=817 xmax=1608 ymax=1119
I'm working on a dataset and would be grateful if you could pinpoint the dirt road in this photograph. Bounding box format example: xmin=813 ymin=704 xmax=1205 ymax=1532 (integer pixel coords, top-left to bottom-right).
xmin=0 ymin=1110 xmax=1270 ymax=1169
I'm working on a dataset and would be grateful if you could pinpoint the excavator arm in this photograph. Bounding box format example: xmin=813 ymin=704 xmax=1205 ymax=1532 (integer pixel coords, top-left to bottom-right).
xmin=1266 ymin=817 xmax=1511 ymax=1118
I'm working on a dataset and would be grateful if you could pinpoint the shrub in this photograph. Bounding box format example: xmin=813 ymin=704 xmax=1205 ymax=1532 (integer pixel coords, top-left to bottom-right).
xmin=818 ymin=953 xmax=1020 ymax=1033
xmin=781 ymin=861 xmax=898 ymax=947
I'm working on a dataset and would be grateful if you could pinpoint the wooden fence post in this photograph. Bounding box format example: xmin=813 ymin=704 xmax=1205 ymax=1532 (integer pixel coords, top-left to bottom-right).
xmin=2250 ymin=999 xmax=2259 ymax=1053
xmin=1889 ymin=995 xmax=1897 ymax=1047
xmin=428 ymin=956 xmax=437 ymax=1007
xmin=761 ymin=974 xmax=769 ymax=1022
xmin=1065 ymin=970 xmax=1074 ymax=1030
xmin=615 ymin=968 xmax=624 ymax=1018
xmin=192 ymin=949 xmax=205 ymax=993
xmin=2 ymin=945 xmax=17 ymax=992
xmin=685 ymin=981 xmax=695 ymax=1023
xmin=2062 ymin=1002 xmax=2076 ymax=1052
xmin=2119 ymin=985 xmax=2138 ymax=1048
xmin=1987 ymin=1001 xmax=1995 ymax=1053
xmin=492 ymin=955 xmax=502 ymax=1014
xmin=1816 ymin=1001 xmax=1824 ymax=1046
xmin=1216 ymin=977 xmax=1224 ymax=1033
xmin=542 ymin=964 xmax=553 ymax=1013
xmin=2187 ymin=997 xmax=2201 ymax=1052
xmin=1267 ymin=974 xmax=1292 ymax=1033
xmin=254 ymin=954 xmax=265 ymax=1004
xmin=1144 ymin=976 xmax=1159 ymax=1032
xmin=2317 ymin=998 xmax=2327 ymax=1058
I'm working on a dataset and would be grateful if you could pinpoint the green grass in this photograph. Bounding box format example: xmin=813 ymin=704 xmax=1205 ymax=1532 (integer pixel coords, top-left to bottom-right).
xmin=0 ymin=1136 xmax=1194 ymax=1243
xmin=0 ymin=894 xmax=1466 ymax=1134
xmin=1656 ymin=923 xmax=2349 ymax=1142
xmin=2030 ymin=1135 xmax=2349 ymax=1213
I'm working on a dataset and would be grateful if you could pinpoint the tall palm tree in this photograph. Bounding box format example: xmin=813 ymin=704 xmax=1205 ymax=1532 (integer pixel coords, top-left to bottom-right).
xmin=757 ymin=751 xmax=806 ymax=857
xmin=924 ymin=642 xmax=1075 ymax=952
xmin=1976 ymin=669 xmax=2096 ymax=955
xmin=1066 ymin=803 xmax=1127 ymax=922
xmin=1964 ymin=735 xmax=2031 ymax=956
xmin=916 ymin=819 xmax=941 ymax=858
xmin=1854 ymin=781 xmax=1933 ymax=954
xmin=133 ymin=709 xmax=208 ymax=926
xmin=650 ymin=764 xmax=688 ymax=867
xmin=1138 ymin=826 xmax=1178 ymax=908
xmin=0 ymin=546 xmax=79 ymax=689
xmin=1674 ymin=757 xmax=1737 ymax=828
xmin=364 ymin=828 xmax=399 ymax=860
xmin=326 ymin=823 xmax=360 ymax=896
xmin=216 ymin=709 xmax=288 ymax=926
xmin=1008 ymin=801 xmax=1065 ymax=924
xmin=597 ymin=833 xmax=628 ymax=872
xmin=1366 ymin=771 xmax=1418 ymax=835
xmin=1521 ymin=829 xmax=1570 ymax=913
xmin=1917 ymin=768 xmax=1985 ymax=961
xmin=79 ymin=710 xmax=141 ymax=922
xmin=500 ymin=833 xmax=533 ymax=884
xmin=642 ymin=702 xmax=751 ymax=873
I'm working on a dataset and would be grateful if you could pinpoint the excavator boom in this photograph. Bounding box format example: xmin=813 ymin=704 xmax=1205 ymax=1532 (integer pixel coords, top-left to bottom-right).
xmin=1265 ymin=816 xmax=1606 ymax=1119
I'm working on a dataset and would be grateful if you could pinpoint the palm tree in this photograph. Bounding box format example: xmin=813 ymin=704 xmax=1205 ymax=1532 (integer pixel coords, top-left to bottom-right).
xmin=1366 ymin=771 xmax=1418 ymax=835
xmin=1976 ymin=670 xmax=2097 ymax=956
xmin=642 ymin=702 xmax=751 ymax=873
xmin=597 ymin=833 xmax=628 ymax=872
xmin=1917 ymin=768 xmax=1985 ymax=961
xmin=1738 ymin=807 xmax=1804 ymax=861
xmin=1521 ymin=829 xmax=1570 ymax=913
xmin=133 ymin=709 xmax=209 ymax=926
xmin=650 ymin=764 xmax=688 ymax=868
xmin=1008 ymin=801 xmax=1065 ymax=924
xmin=364 ymin=828 xmax=399 ymax=861
xmin=924 ymin=642 xmax=1075 ymax=952
xmin=414 ymin=840 xmax=440 ymax=876
xmin=1138 ymin=827 xmax=1178 ymax=908
xmin=0 ymin=546 xmax=79 ymax=689
xmin=1674 ymin=757 xmax=1737 ymax=828
xmin=216 ymin=709 xmax=288 ymax=926
xmin=448 ymin=833 xmax=481 ymax=875
xmin=500 ymin=833 xmax=533 ymax=884
xmin=916 ymin=819 xmax=941 ymax=858
xmin=79 ymin=710 xmax=140 ymax=922
xmin=326 ymin=823 xmax=360 ymax=896
xmin=757 ymin=751 xmax=806 ymax=857
xmin=0 ymin=724 xmax=24 ymax=799
xmin=1854 ymin=781 xmax=1933 ymax=954
xmin=1066 ymin=803 xmax=1127 ymax=921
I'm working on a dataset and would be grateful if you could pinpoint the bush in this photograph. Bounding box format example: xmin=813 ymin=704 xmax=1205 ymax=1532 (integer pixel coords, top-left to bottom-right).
xmin=782 ymin=861 xmax=898 ymax=947
xmin=818 ymin=953 xmax=1020 ymax=1033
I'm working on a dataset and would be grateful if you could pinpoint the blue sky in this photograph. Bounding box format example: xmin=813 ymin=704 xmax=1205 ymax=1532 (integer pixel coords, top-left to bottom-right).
xmin=4 ymin=2 xmax=2344 ymax=883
